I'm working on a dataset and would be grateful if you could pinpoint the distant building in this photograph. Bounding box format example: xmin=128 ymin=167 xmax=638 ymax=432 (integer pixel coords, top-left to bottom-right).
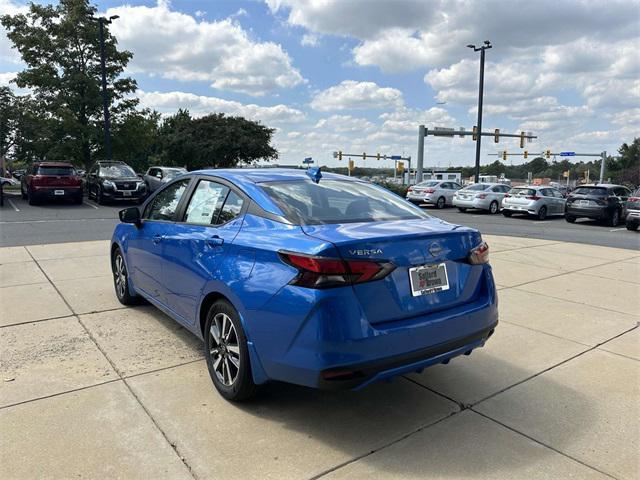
xmin=422 ymin=171 xmax=462 ymax=183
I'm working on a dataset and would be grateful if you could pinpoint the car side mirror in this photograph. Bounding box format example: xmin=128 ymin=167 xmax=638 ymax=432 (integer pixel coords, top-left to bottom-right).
xmin=119 ymin=207 xmax=141 ymax=227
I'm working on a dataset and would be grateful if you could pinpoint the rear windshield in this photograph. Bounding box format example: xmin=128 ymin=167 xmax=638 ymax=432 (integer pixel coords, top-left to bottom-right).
xmin=38 ymin=166 xmax=75 ymax=176
xmin=164 ymin=169 xmax=186 ymax=179
xmin=572 ymin=187 xmax=608 ymax=196
xmin=510 ymin=188 xmax=536 ymax=196
xmin=261 ymin=180 xmax=430 ymax=225
xmin=415 ymin=181 xmax=439 ymax=187
xmin=463 ymin=184 xmax=489 ymax=191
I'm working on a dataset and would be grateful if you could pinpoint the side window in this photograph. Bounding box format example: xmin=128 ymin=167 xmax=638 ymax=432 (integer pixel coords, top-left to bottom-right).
xmin=451 ymin=183 xmax=461 ymax=190
xmin=441 ymin=182 xmax=450 ymax=189
xmin=491 ymin=186 xmax=502 ymax=192
xmin=217 ymin=191 xmax=245 ymax=224
xmin=148 ymin=168 xmax=157 ymax=177
xmin=184 ymin=180 xmax=228 ymax=225
xmin=539 ymin=189 xmax=549 ymax=197
xmin=145 ymin=179 xmax=190 ymax=221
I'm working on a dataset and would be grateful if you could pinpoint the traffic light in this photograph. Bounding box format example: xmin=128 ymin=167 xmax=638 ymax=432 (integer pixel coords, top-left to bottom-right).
xmin=494 ymin=129 xmax=500 ymax=143
xmin=523 ymin=150 xmax=528 ymax=159
xmin=546 ymin=149 xmax=551 ymax=159
xmin=348 ymin=159 xmax=354 ymax=171
xmin=337 ymin=151 xmax=342 ymax=161
xmin=397 ymin=162 xmax=405 ymax=174
xmin=472 ymin=126 xmax=478 ymax=141
xmin=376 ymin=153 xmax=380 ymax=161
xmin=519 ymin=131 xmax=525 ymax=149
xmin=362 ymin=152 xmax=366 ymax=160
xmin=502 ymin=151 xmax=507 ymax=161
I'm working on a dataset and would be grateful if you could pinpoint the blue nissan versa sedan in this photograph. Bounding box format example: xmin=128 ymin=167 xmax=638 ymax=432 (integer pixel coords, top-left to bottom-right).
xmin=111 ymin=168 xmax=498 ymax=401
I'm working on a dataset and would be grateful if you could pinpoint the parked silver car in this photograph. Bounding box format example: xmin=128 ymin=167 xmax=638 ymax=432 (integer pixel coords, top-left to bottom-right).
xmin=143 ymin=166 xmax=187 ymax=192
xmin=406 ymin=180 xmax=462 ymax=208
xmin=453 ymin=183 xmax=511 ymax=214
xmin=502 ymin=185 xmax=566 ymax=220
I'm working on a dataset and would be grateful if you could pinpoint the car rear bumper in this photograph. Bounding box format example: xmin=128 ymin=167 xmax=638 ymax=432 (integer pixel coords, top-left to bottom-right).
xmin=453 ymin=197 xmax=490 ymax=209
xmin=501 ymin=202 xmax=536 ymax=214
xmin=251 ymin=265 xmax=498 ymax=389
xmin=626 ymin=209 xmax=640 ymax=223
xmin=406 ymin=193 xmax=437 ymax=204
xmin=32 ymin=186 xmax=82 ymax=197
xmin=565 ymin=205 xmax=609 ymax=219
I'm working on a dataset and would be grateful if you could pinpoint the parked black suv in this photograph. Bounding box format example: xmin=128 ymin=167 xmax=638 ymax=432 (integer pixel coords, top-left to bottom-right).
xmin=86 ymin=161 xmax=147 ymax=205
xmin=565 ymin=184 xmax=632 ymax=227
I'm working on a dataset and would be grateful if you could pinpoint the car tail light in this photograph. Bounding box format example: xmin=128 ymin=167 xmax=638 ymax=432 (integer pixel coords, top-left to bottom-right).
xmin=629 ymin=197 xmax=640 ymax=202
xmin=468 ymin=242 xmax=489 ymax=265
xmin=504 ymin=193 xmax=511 ymax=198
xmin=475 ymin=193 xmax=487 ymax=199
xmin=525 ymin=195 xmax=541 ymax=200
xmin=279 ymin=252 xmax=395 ymax=289
xmin=425 ymin=188 xmax=436 ymax=193
xmin=407 ymin=187 xmax=413 ymax=192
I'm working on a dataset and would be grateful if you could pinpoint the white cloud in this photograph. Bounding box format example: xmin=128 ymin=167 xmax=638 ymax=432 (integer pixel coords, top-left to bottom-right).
xmin=106 ymin=1 xmax=304 ymax=96
xmin=301 ymin=33 xmax=319 ymax=47
xmin=269 ymin=0 xmax=640 ymax=72
xmin=314 ymin=115 xmax=375 ymax=132
xmin=0 ymin=0 xmax=27 ymax=63
xmin=0 ymin=71 xmax=16 ymax=86
xmin=137 ymin=90 xmax=306 ymax=124
xmin=310 ymin=80 xmax=404 ymax=111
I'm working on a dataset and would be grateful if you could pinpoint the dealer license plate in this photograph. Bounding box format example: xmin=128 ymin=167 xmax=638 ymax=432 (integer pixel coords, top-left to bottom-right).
xmin=409 ymin=263 xmax=450 ymax=297
xmin=54 ymin=190 xmax=64 ymax=196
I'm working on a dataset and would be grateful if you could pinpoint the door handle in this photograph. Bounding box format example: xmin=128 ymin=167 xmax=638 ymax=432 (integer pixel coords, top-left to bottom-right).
xmin=152 ymin=234 xmax=164 ymax=245
xmin=206 ymin=235 xmax=224 ymax=247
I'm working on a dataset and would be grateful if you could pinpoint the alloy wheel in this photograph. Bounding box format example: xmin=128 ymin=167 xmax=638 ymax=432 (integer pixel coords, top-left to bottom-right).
xmin=209 ymin=313 xmax=241 ymax=386
xmin=114 ymin=254 xmax=127 ymax=299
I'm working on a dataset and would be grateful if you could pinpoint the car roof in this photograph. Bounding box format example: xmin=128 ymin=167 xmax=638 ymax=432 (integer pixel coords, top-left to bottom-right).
xmin=36 ymin=162 xmax=74 ymax=167
xmin=184 ymin=168 xmax=365 ymax=216
xmin=578 ymin=184 xmax=620 ymax=188
xmin=192 ymin=168 xmax=359 ymax=184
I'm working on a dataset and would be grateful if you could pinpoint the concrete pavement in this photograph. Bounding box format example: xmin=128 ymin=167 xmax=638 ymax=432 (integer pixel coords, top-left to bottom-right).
xmin=0 ymin=236 xmax=638 ymax=479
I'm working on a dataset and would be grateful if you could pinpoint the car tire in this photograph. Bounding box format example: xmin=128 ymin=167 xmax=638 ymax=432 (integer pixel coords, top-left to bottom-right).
xmin=458 ymin=207 xmax=467 ymax=213
xmin=27 ymin=188 xmax=38 ymax=205
xmin=96 ymin=186 xmax=105 ymax=205
xmin=112 ymin=248 xmax=140 ymax=306
xmin=502 ymin=210 xmax=512 ymax=217
xmin=537 ymin=206 xmax=547 ymax=220
xmin=626 ymin=221 xmax=639 ymax=231
xmin=608 ymin=209 xmax=620 ymax=227
xmin=204 ymin=300 xmax=258 ymax=402
xmin=21 ymin=184 xmax=27 ymax=200
xmin=565 ymin=214 xmax=576 ymax=223
xmin=489 ymin=201 xmax=499 ymax=214
xmin=436 ymin=196 xmax=446 ymax=209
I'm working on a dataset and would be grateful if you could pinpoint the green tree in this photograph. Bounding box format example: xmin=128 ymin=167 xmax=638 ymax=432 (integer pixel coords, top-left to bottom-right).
xmin=158 ymin=111 xmax=278 ymax=170
xmin=0 ymin=87 xmax=19 ymax=175
xmin=1 ymin=0 xmax=137 ymax=170
xmin=111 ymin=109 xmax=161 ymax=173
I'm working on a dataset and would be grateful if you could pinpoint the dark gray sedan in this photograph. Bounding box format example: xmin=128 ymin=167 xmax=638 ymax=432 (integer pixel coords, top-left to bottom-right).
xmin=143 ymin=166 xmax=187 ymax=192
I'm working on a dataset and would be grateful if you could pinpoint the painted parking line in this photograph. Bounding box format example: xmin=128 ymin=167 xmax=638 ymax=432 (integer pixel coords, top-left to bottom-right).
xmin=609 ymin=228 xmax=627 ymax=232
xmin=83 ymin=200 xmax=99 ymax=209
xmin=7 ymin=199 xmax=20 ymax=212
xmin=0 ymin=218 xmax=114 ymax=225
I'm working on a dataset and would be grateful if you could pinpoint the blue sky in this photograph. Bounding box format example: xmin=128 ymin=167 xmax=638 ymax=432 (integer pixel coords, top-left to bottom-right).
xmin=1 ymin=0 xmax=639 ymax=169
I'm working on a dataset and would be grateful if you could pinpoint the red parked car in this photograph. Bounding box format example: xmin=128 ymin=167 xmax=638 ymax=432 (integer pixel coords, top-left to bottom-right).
xmin=20 ymin=162 xmax=83 ymax=205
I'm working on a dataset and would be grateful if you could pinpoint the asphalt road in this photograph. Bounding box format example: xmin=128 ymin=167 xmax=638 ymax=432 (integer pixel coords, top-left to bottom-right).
xmin=1 ymin=191 xmax=639 ymax=250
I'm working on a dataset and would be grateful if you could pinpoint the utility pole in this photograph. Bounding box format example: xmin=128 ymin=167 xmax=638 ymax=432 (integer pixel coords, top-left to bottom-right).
xmin=599 ymin=151 xmax=606 ymax=183
xmin=467 ymin=41 xmax=492 ymax=184
xmin=96 ymin=15 xmax=119 ymax=161
xmin=416 ymin=125 xmax=425 ymax=183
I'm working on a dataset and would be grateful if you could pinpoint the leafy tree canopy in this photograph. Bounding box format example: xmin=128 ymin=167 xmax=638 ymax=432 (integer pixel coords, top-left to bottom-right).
xmin=158 ymin=110 xmax=278 ymax=170
xmin=1 ymin=0 xmax=137 ymax=169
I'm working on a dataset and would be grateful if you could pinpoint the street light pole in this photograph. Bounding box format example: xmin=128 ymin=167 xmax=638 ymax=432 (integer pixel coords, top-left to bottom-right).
xmin=97 ymin=15 xmax=119 ymax=161
xmin=468 ymin=41 xmax=492 ymax=183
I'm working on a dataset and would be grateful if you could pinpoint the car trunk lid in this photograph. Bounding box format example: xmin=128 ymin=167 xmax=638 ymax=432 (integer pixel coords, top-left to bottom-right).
xmin=302 ymin=219 xmax=484 ymax=325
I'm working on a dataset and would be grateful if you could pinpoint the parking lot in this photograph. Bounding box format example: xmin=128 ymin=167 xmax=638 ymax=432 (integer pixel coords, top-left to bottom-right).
xmin=1 ymin=191 xmax=639 ymax=250
xmin=1 ymin=201 xmax=639 ymax=478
